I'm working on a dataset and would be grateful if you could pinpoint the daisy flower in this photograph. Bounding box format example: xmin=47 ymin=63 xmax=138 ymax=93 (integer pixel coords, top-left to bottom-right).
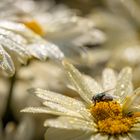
xmin=22 ymin=60 xmax=140 ymax=140
xmin=0 ymin=20 xmax=64 ymax=76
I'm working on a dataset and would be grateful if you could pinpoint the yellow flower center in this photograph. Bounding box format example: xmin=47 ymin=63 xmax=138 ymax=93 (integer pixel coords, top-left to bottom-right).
xmin=90 ymin=101 xmax=136 ymax=135
xmin=23 ymin=20 xmax=45 ymax=36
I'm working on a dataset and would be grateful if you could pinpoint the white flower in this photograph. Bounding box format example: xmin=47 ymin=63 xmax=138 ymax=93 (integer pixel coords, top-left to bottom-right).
xmin=0 ymin=20 xmax=64 ymax=76
xmin=21 ymin=60 xmax=140 ymax=140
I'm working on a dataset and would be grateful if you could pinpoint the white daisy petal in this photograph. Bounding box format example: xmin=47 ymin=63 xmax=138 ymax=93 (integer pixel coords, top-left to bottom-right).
xmin=43 ymin=101 xmax=83 ymax=118
xmin=0 ymin=20 xmax=38 ymax=42
xmin=122 ymin=87 xmax=140 ymax=113
xmin=109 ymin=136 xmax=119 ymax=140
xmin=45 ymin=128 xmax=87 ymax=140
xmin=30 ymin=88 xmax=93 ymax=121
xmin=0 ymin=45 xmax=15 ymax=76
xmin=102 ymin=68 xmax=116 ymax=92
xmin=63 ymin=60 xmax=95 ymax=104
xmin=0 ymin=20 xmax=64 ymax=61
xmin=118 ymin=135 xmax=132 ymax=140
xmin=72 ymin=132 xmax=92 ymax=140
xmin=26 ymin=43 xmax=48 ymax=60
xmin=128 ymin=131 xmax=140 ymax=140
xmin=83 ymin=75 xmax=103 ymax=96
xmin=114 ymin=67 xmax=133 ymax=103
xmin=43 ymin=42 xmax=64 ymax=60
xmin=128 ymin=105 xmax=140 ymax=112
xmin=31 ymin=88 xmax=85 ymax=110
xmin=132 ymin=122 xmax=140 ymax=129
xmin=90 ymin=133 xmax=108 ymax=140
xmin=44 ymin=116 xmax=96 ymax=131
xmin=0 ymin=28 xmax=27 ymax=45
xmin=20 ymin=107 xmax=77 ymax=116
xmin=0 ymin=34 xmax=29 ymax=64
xmin=67 ymin=84 xmax=77 ymax=91
xmin=130 ymin=127 xmax=140 ymax=131
xmin=27 ymin=42 xmax=64 ymax=61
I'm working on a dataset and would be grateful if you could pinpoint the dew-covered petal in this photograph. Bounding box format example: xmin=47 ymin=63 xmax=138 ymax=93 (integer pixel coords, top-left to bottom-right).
xmin=90 ymin=133 xmax=108 ymax=140
xmin=114 ymin=67 xmax=133 ymax=103
xmin=31 ymin=88 xmax=92 ymax=121
xmin=0 ymin=34 xmax=30 ymax=64
xmin=83 ymin=75 xmax=103 ymax=96
xmin=102 ymin=68 xmax=116 ymax=92
xmin=62 ymin=60 xmax=97 ymax=104
xmin=45 ymin=128 xmax=88 ymax=140
xmin=43 ymin=101 xmax=83 ymax=118
xmin=44 ymin=116 xmax=96 ymax=131
xmin=0 ymin=45 xmax=15 ymax=76
xmin=31 ymin=88 xmax=86 ymax=109
xmin=21 ymin=107 xmax=80 ymax=117
xmin=122 ymin=87 xmax=140 ymax=113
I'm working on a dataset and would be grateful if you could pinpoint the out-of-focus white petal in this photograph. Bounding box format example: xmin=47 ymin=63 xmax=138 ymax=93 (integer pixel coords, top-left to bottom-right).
xmin=72 ymin=29 xmax=106 ymax=47
xmin=44 ymin=116 xmax=96 ymax=131
xmin=102 ymin=68 xmax=116 ymax=92
xmin=0 ymin=20 xmax=64 ymax=61
xmin=122 ymin=87 xmax=140 ymax=113
xmin=43 ymin=101 xmax=83 ymax=118
xmin=63 ymin=60 xmax=96 ymax=104
xmin=0 ymin=20 xmax=38 ymax=42
xmin=0 ymin=34 xmax=29 ymax=64
xmin=0 ymin=28 xmax=27 ymax=45
xmin=43 ymin=41 xmax=64 ymax=60
xmin=114 ymin=67 xmax=133 ymax=103
xmin=26 ymin=43 xmax=48 ymax=60
xmin=0 ymin=45 xmax=15 ymax=76
xmin=45 ymin=128 xmax=87 ymax=140
xmin=27 ymin=42 xmax=64 ymax=61
xmin=14 ymin=117 xmax=34 ymax=140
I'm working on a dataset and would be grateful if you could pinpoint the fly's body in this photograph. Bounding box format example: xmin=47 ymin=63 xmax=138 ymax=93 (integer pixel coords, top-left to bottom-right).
xmin=92 ymin=91 xmax=114 ymax=104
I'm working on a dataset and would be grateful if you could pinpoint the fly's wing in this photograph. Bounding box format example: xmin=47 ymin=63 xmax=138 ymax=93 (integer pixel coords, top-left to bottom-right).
xmin=103 ymin=88 xmax=119 ymax=100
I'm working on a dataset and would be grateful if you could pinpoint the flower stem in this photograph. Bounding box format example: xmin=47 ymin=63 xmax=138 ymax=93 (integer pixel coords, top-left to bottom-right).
xmin=2 ymin=73 xmax=18 ymax=128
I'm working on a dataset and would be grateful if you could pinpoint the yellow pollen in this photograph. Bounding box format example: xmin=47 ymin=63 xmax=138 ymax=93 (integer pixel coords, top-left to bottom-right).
xmin=90 ymin=101 xmax=136 ymax=135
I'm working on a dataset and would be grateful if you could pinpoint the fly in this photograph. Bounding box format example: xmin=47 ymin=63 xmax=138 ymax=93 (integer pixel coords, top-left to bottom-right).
xmin=92 ymin=88 xmax=117 ymax=105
